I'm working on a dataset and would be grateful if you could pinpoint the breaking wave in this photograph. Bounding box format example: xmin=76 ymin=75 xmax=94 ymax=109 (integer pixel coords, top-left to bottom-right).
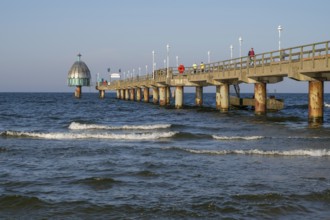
xmin=324 ymin=102 xmax=330 ymax=108
xmin=68 ymin=122 xmax=171 ymax=130
xmin=212 ymin=135 xmax=265 ymax=140
xmin=0 ymin=130 xmax=176 ymax=140
xmin=179 ymin=148 xmax=330 ymax=157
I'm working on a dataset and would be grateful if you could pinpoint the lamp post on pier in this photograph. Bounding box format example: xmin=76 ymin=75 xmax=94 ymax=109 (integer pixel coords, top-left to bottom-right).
xmin=239 ymin=36 xmax=243 ymax=58
xmin=230 ymin=44 xmax=233 ymax=63
xmin=166 ymin=44 xmax=170 ymax=78
xmin=152 ymin=50 xmax=155 ymax=79
xmin=208 ymin=51 xmax=210 ymax=63
xmin=176 ymin=55 xmax=179 ymax=67
xmin=107 ymin=68 xmax=111 ymax=82
xmin=278 ymin=25 xmax=283 ymax=51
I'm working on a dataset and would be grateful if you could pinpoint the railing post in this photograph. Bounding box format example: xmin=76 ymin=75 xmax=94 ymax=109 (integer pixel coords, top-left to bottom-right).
xmin=262 ymin=54 xmax=264 ymax=73
xmin=270 ymin=52 xmax=273 ymax=73
xmin=312 ymin=44 xmax=316 ymax=68
xmin=289 ymin=48 xmax=292 ymax=62
xmin=326 ymin=41 xmax=329 ymax=68
xmin=240 ymin=57 xmax=242 ymax=77
xmin=234 ymin=59 xmax=236 ymax=77
xmin=300 ymin=46 xmax=303 ymax=69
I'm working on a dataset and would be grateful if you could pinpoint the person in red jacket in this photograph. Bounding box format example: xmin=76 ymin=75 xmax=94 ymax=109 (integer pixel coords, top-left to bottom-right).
xmin=248 ymin=48 xmax=255 ymax=65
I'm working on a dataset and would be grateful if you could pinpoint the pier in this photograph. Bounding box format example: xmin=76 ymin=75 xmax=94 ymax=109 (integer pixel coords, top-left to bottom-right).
xmin=96 ymin=41 xmax=330 ymax=124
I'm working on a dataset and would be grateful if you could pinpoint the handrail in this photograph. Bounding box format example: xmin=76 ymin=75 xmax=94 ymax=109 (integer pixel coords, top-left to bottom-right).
xmin=106 ymin=40 xmax=330 ymax=83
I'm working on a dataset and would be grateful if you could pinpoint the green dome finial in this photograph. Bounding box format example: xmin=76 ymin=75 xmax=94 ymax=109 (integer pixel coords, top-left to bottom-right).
xmin=77 ymin=53 xmax=82 ymax=62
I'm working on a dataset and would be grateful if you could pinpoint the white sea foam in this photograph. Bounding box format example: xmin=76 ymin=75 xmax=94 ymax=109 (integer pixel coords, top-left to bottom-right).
xmin=212 ymin=135 xmax=264 ymax=140
xmin=324 ymin=102 xmax=330 ymax=108
xmin=3 ymin=130 xmax=176 ymax=140
xmin=68 ymin=122 xmax=171 ymax=130
xmin=184 ymin=148 xmax=330 ymax=157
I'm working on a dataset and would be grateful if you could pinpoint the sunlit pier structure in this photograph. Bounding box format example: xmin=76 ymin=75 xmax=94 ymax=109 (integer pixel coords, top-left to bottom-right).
xmin=96 ymin=41 xmax=330 ymax=125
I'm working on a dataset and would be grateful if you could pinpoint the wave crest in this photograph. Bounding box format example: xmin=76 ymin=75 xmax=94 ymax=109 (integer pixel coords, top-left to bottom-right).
xmin=182 ymin=148 xmax=330 ymax=157
xmin=68 ymin=122 xmax=171 ymax=130
xmin=1 ymin=130 xmax=176 ymax=140
xmin=212 ymin=135 xmax=264 ymax=140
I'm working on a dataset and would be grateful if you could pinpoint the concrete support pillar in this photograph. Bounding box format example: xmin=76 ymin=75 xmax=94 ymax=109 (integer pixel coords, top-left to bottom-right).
xmin=308 ymin=80 xmax=324 ymax=124
xmin=195 ymin=86 xmax=203 ymax=107
xmin=153 ymin=87 xmax=159 ymax=104
xmin=159 ymin=87 xmax=166 ymax=106
xmin=130 ymin=89 xmax=135 ymax=101
xmin=120 ymin=89 xmax=125 ymax=100
xmin=216 ymin=85 xmax=221 ymax=110
xmin=136 ymin=88 xmax=141 ymax=102
xmin=175 ymin=86 xmax=184 ymax=109
xmin=166 ymin=86 xmax=171 ymax=105
xmin=220 ymin=84 xmax=229 ymax=112
xmin=144 ymin=88 xmax=149 ymax=103
xmin=116 ymin=90 xmax=120 ymax=99
xmin=125 ymin=89 xmax=129 ymax=100
xmin=75 ymin=86 xmax=81 ymax=99
xmin=99 ymin=90 xmax=105 ymax=99
xmin=254 ymin=82 xmax=267 ymax=115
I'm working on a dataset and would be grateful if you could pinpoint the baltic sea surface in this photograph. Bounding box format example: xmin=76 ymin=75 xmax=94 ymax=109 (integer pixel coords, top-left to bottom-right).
xmin=0 ymin=92 xmax=330 ymax=219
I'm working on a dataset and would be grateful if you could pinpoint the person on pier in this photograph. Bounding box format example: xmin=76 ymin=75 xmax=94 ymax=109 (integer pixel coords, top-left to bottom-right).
xmin=193 ymin=63 xmax=197 ymax=73
xmin=248 ymin=48 xmax=255 ymax=65
xmin=200 ymin=62 xmax=205 ymax=73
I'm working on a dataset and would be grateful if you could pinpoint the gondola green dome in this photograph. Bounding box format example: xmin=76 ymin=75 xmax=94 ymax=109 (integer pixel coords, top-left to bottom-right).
xmin=67 ymin=54 xmax=91 ymax=87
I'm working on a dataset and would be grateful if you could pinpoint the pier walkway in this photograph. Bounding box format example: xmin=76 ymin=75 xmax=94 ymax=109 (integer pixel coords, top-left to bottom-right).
xmin=96 ymin=40 xmax=330 ymax=124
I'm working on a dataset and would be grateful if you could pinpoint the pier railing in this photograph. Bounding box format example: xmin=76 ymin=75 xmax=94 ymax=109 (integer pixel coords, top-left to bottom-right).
xmin=99 ymin=40 xmax=330 ymax=87
xmin=165 ymin=40 xmax=330 ymax=76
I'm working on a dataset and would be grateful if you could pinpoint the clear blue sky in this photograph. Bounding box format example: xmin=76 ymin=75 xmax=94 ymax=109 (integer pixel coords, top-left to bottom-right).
xmin=0 ymin=0 xmax=329 ymax=93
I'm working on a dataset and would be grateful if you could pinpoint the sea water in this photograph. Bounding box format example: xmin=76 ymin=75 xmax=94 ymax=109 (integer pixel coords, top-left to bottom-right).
xmin=0 ymin=92 xmax=330 ymax=219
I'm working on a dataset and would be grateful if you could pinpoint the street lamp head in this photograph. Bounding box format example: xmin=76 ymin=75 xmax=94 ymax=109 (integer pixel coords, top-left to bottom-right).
xmin=278 ymin=25 xmax=283 ymax=31
xmin=239 ymin=36 xmax=242 ymax=42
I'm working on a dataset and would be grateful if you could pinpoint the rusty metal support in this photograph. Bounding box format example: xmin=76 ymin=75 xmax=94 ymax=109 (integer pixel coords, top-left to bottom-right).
xmin=254 ymin=82 xmax=267 ymax=115
xmin=75 ymin=86 xmax=81 ymax=99
xmin=195 ymin=86 xmax=203 ymax=107
xmin=175 ymin=86 xmax=184 ymax=109
xmin=143 ymin=88 xmax=149 ymax=103
xmin=153 ymin=87 xmax=159 ymax=104
xmin=308 ymin=80 xmax=324 ymax=124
